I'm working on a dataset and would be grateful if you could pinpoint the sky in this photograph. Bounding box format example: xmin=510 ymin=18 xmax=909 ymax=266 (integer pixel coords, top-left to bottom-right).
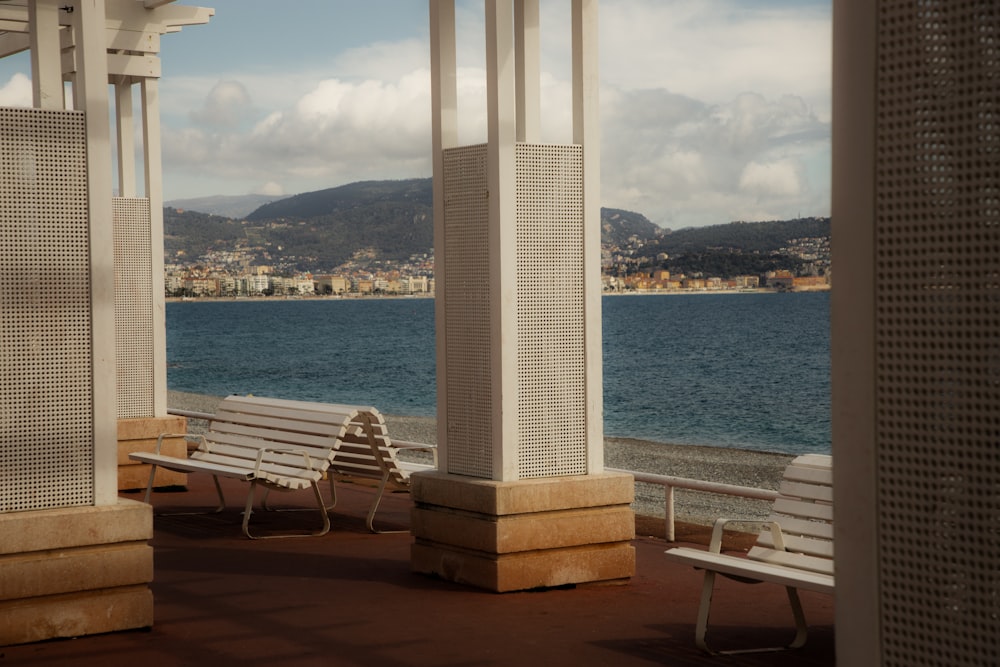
xmin=0 ymin=0 xmax=831 ymax=229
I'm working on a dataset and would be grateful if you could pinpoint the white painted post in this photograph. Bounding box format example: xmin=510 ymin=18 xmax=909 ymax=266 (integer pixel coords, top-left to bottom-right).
xmin=73 ymin=0 xmax=118 ymax=505
xmin=430 ymin=0 xmax=457 ymax=475
xmin=485 ymin=0 xmax=519 ymax=481
xmin=142 ymin=77 xmax=169 ymax=417
xmin=116 ymin=82 xmax=136 ymax=197
xmin=573 ymin=0 xmax=603 ymax=474
xmin=514 ymin=0 xmax=540 ymax=143
xmin=28 ymin=0 xmax=63 ymax=110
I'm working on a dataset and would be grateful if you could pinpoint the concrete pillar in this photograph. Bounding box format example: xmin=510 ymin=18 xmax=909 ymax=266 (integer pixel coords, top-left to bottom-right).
xmin=415 ymin=0 xmax=634 ymax=592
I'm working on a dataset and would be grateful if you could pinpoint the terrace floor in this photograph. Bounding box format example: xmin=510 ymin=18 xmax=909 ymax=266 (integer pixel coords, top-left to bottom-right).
xmin=2 ymin=474 xmax=835 ymax=666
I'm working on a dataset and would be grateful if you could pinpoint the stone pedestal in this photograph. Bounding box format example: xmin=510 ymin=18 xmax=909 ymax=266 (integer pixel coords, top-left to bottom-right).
xmin=117 ymin=415 xmax=188 ymax=491
xmin=0 ymin=499 xmax=154 ymax=646
xmin=411 ymin=471 xmax=635 ymax=592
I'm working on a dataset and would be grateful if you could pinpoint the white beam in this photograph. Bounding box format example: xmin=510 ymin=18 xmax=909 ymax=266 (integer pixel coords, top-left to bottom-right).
xmin=0 ymin=32 xmax=30 ymax=58
xmin=116 ymin=82 xmax=136 ymax=196
xmin=573 ymin=0 xmax=603 ymax=474
xmin=429 ymin=0 xmax=457 ymax=473
xmin=141 ymin=77 xmax=169 ymax=417
xmin=485 ymin=0 xmax=518 ymax=481
xmin=30 ymin=0 xmax=65 ymax=110
xmin=74 ymin=0 xmax=118 ymax=506
xmin=514 ymin=0 xmax=539 ymax=142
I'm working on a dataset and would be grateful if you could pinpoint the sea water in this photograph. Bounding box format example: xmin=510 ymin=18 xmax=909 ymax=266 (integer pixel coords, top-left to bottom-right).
xmin=166 ymin=291 xmax=830 ymax=455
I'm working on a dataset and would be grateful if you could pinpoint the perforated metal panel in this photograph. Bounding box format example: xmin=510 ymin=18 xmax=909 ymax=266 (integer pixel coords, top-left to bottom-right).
xmin=442 ymin=144 xmax=494 ymax=478
xmin=515 ymin=144 xmax=587 ymax=477
xmin=0 ymin=107 xmax=94 ymax=512
xmin=875 ymin=2 xmax=1000 ymax=664
xmin=114 ymin=197 xmax=154 ymax=419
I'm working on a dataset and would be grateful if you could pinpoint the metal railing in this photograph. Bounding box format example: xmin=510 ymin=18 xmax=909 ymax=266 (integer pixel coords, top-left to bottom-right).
xmin=167 ymin=408 xmax=777 ymax=542
xmin=608 ymin=468 xmax=779 ymax=542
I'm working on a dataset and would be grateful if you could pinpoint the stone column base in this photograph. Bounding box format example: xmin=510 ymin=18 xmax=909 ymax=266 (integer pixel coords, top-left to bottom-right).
xmin=118 ymin=415 xmax=188 ymax=491
xmin=410 ymin=471 xmax=636 ymax=592
xmin=0 ymin=499 xmax=154 ymax=646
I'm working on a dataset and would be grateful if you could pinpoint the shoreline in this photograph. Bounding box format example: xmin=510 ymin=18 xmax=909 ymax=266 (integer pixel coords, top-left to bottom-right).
xmin=165 ymin=286 xmax=829 ymax=304
xmin=167 ymin=390 xmax=793 ymax=526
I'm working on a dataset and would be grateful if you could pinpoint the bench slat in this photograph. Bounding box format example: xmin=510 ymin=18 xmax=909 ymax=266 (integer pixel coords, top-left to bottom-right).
xmin=210 ymin=414 xmax=348 ymax=440
xmin=754 ymin=532 xmax=834 ymax=559
xmin=747 ymin=546 xmax=835 ymax=576
xmin=759 ymin=515 xmax=834 ymax=541
xmin=201 ymin=437 xmax=337 ymax=465
xmin=190 ymin=452 xmax=325 ymax=480
xmin=129 ymin=452 xmax=256 ymax=480
xmin=770 ymin=496 xmax=834 ymax=522
xmin=782 ymin=463 xmax=833 ymax=486
xmin=664 ymin=547 xmax=835 ymax=594
xmin=778 ymin=479 xmax=834 ymax=504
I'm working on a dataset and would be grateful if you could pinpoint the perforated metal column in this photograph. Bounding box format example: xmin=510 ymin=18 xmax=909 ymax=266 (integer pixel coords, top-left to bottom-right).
xmin=875 ymin=2 xmax=1000 ymax=664
xmin=441 ymin=143 xmax=588 ymax=480
xmin=114 ymin=197 xmax=154 ymax=419
xmin=515 ymin=143 xmax=586 ymax=478
xmin=442 ymin=144 xmax=494 ymax=478
xmin=0 ymin=107 xmax=94 ymax=512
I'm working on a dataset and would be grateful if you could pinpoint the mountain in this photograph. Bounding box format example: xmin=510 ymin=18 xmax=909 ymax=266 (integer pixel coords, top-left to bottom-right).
xmin=163 ymin=178 xmax=828 ymax=276
xmin=631 ymin=217 xmax=831 ymax=278
xmin=246 ymin=179 xmax=431 ymax=221
xmin=165 ymin=193 xmax=289 ymax=219
xmin=650 ymin=218 xmax=830 ymax=255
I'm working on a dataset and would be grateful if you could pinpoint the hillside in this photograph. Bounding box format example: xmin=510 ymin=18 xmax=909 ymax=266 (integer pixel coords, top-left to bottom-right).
xmin=633 ymin=217 xmax=831 ymax=278
xmin=164 ymin=179 xmax=664 ymax=272
xmin=165 ymin=193 xmax=287 ymax=219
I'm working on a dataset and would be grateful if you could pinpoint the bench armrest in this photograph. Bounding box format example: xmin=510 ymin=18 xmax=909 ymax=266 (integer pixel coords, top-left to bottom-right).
xmin=708 ymin=518 xmax=786 ymax=554
xmin=155 ymin=432 xmax=207 ymax=455
xmin=253 ymin=447 xmax=320 ymax=475
xmin=393 ymin=440 xmax=438 ymax=467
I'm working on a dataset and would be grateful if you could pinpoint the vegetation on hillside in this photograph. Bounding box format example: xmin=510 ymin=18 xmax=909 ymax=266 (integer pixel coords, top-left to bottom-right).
xmin=164 ymin=179 xmax=829 ymax=277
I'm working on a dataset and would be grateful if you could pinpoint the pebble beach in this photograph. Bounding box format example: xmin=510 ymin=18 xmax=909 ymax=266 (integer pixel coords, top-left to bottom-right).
xmin=168 ymin=390 xmax=793 ymax=528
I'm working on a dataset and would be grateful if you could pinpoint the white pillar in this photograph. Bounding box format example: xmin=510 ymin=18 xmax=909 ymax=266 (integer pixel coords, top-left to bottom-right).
xmin=415 ymin=0 xmax=633 ymax=592
xmin=29 ymin=0 xmax=64 ymax=110
xmin=485 ymin=0 xmax=519 ymax=481
xmin=116 ymin=82 xmax=136 ymax=196
xmin=73 ymin=0 xmax=118 ymax=505
xmin=141 ymin=77 xmax=169 ymax=418
xmin=572 ymin=0 xmax=603 ymax=474
xmin=514 ymin=0 xmax=540 ymax=142
xmin=831 ymin=0 xmax=879 ymax=660
xmin=430 ymin=0 xmax=457 ymax=475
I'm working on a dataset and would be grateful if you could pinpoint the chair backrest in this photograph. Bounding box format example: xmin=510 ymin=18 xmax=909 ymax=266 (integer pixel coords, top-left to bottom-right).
xmin=747 ymin=454 xmax=834 ymax=576
xmin=202 ymin=395 xmax=361 ymax=473
xmin=329 ymin=409 xmax=409 ymax=484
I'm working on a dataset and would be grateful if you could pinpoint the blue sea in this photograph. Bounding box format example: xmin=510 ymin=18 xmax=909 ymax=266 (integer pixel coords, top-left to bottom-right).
xmin=166 ymin=292 xmax=830 ymax=455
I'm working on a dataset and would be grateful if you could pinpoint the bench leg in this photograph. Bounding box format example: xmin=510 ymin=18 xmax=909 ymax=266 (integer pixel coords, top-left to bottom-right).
xmin=142 ymin=465 xmax=158 ymax=504
xmin=694 ymin=570 xmax=717 ymax=653
xmin=241 ymin=480 xmax=331 ymax=540
xmin=366 ymin=472 xmax=406 ymax=534
xmin=259 ymin=477 xmax=337 ymax=513
xmin=785 ymin=585 xmax=809 ymax=649
xmin=694 ymin=570 xmax=811 ymax=654
xmin=144 ymin=470 xmax=225 ymax=515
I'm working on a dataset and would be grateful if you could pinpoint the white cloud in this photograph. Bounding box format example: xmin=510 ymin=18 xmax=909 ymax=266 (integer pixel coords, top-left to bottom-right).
xmin=601 ymin=88 xmax=828 ymax=228
xmin=739 ymin=160 xmax=803 ymax=197
xmin=161 ymin=67 xmax=434 ymax=199
xmin=0 ymin=73 xmax=32 ymax=108
xmin=191 ymin=80 xmax=255 ymax=127
xmin=255 ymin=181 xmax=285 ymax=196
xmin=154 ymin=0 xmax=831 ymax=226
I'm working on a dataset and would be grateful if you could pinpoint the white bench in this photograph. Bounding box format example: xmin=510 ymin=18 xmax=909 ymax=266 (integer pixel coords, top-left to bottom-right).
xmin=326 ymin=411 xmax=436 ymax=533
xmin=130 ymin=395 xmax=376 ymax=539
xmin=663 ymin=453 xmax=833 ymax=654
